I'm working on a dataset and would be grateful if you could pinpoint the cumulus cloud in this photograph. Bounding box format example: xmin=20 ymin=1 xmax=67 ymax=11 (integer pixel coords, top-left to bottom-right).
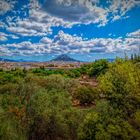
xmin=40 ymin=37 xmax=53 ymax=44
xmin=0 ymin=0 xmax=140 ymax=57
xmin=0 ymin=32 xmax=8 ymax=41
xmin=43 ymin=0 xmax=140 ymax=26
xmin=109 ymin=0 xmax=140 ymax=16
xmin=1 ymin=0 xmax=139 ymax=38
xmin=1 ymin=30 xmax=140 ymax=56
xmin=0 ymin=32 xmax=19 ymax=41
xmin=44 ymin=0 xmax=108 ymax=25
xmin=127 ymin=29 xmax=140 ymax=38
xmin=4 ymin=0 xmax=72 ymax=37
xmin=0 ymin=36 xmax=7 ymax=41
xmin=0 ymin=0 xmax=16 ymax=15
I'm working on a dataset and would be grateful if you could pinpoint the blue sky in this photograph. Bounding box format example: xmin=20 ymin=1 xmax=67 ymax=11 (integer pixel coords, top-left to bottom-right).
xmin=0 ymin=0 xmax=140 ymax=62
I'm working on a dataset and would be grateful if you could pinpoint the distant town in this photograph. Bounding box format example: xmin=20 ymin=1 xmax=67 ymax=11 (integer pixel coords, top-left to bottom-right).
xmin=0 ymin=54 xmax=88 ymax=70
xmin=0 ymin=61 xmax=88 ymax=70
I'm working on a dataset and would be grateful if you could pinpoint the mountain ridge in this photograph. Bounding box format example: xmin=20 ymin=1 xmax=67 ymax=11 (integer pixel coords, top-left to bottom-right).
xmin=0 ymin=56 xmax=115 ymax=62
xmin=51 ymin=54 xmax=80 ymax=62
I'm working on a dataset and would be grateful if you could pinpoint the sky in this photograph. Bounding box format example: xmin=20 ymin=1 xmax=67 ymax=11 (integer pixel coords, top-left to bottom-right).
xmin=0 ymin=0 xmax=140 ymax=62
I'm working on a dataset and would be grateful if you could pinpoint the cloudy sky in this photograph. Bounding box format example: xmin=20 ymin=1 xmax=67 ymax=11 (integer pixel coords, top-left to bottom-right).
xmin=0 ymin=0 xmax=140 ymax=61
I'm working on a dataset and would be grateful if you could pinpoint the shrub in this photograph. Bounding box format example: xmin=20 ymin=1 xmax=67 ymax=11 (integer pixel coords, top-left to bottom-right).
xmin=0 ymin=83 xmax=18 ymax=94
xmin=88 ymin=59 xmax=109 ymax=77
xmin=0 ymin=108 xmax=27 ymax=140
xmin=36 ymin=75 xmax=80 ymax=93
xmin=74 ymin=86 xmax=96 ymax=105
xmin=99 ymin=61 xmax=140 ymax=116
xmin=78 ymin=101 xmax=140 ymax=140
xmin=27 ymin=90 xmax=81 ymax=140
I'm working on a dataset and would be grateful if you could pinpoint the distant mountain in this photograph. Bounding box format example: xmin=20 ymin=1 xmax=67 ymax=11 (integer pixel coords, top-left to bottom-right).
xmin=0 ymin=58 xmax=17 ymax=62
xmin=95 ymin=58 xmax=115 ymax=62
xmin=107 ymin=58 xmax=115 ymax=62
xmin=0 ymin=58 xmax=34 ymax=62
xmin=0 ymin=58 xmax=38 ymax=62
xmin=0 ymin=56 xmax=115 ymax=63
xmin=51 ymin=54 xmax=80 ymax=62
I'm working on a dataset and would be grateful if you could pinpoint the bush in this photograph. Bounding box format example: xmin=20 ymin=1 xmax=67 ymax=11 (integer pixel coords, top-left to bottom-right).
xmin=0 ymin=83 xmax=18 ymax=94
xmin=0 ymin=107 xmax=27 ymax=140
xmin=88 ymin=59 xmax=109 ymax=77
xmin=35 ymin=75 xmax=80 ymax=93
xmin=74 ymin=86 xmax=96 ymax=105
xmin=78 ymin=101 xmax=140 ymax=140
xmin=80 ymin=64 xmax=92 ymax=74
xmin=99 ymin=61 xmax=140 ymax=116
xmin=28 ymin=90 xmax=81 ymax=140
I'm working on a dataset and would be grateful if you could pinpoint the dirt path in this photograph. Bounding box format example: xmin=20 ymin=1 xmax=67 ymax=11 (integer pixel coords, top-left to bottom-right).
xmin=79 ymin=77 xmax=98 ymax=87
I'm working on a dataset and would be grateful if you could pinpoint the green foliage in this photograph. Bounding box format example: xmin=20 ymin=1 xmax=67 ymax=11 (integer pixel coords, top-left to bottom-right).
xmin=32 ymin=74 xmax=80 ymax=94
xmin=131 ymin=53 xmax=140 ymax=63
xmin=0 ymin=73 xmax=16 ymax=84
xmin=0 ymin=108 xmax=26 ymax=140
xmin=74 ymin=86 xmax=96 ymax=105
xmin=28 ymin=90 xmax=71 ymax=116
xmin=0 ymin=59 xmax=140 ymax=140
xmin=32 ymin=68 xmax=81 ymax=78
xmin=0 ymin=83 xmax=18 ymax=94
xmin=78 ymin=101 xmax=140 ymax=140
xmin=88 ymin=59 xmax=109 ymax=77
xmin=65 ymin=69 xmax=81 ymax=78
xmin=78 ymin=112 xmax=99 ymax=140
xmin=80 ymin=64 xmax=92 ymax=74
xmin=1 ymin=94 xmax=23 ymax=110
xmin=99 ymin=61 xmax=140 ymax=116
xmin=28 ymin=90 xmax=82 ymax=140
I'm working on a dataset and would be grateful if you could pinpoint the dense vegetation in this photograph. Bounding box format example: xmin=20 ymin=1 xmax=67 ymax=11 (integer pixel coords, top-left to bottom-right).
xmin=0 ymin=56 xmax=140 ymax=140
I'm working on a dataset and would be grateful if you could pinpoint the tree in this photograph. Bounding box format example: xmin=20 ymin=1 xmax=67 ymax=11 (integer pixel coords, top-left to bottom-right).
xmin=88 ymin=59 xmax=109 ymax=77
xmin=78 ymin=100 xmax=140 ymax=140
xmin=98 ymin=61 xmax=140 ymax=116
xmin=28 ymin=89 xmax=82 ymax=140
xmin=0 ymin=107 xmax=26 ymax=140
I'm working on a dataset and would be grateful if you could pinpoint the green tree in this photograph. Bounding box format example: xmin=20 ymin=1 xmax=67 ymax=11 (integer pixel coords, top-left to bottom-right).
xmin=28 ymin=89 xmax=82 ymax=140
xmin=99 ymin=61 xmax=140 ymax=116
xmin=88 ymin=59 xmax=109 ymax=77
xmin=0 ymin=108 xmax=26 ymax=140
xmin=78 ymin=101 xmax=140 ymax=140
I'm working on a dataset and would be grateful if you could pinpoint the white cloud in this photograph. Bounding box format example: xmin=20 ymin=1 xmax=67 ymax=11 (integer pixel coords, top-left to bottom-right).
xmin=1 ymin=0 xmax=139 ymax=38
xmin=7 ymin=26 xmax=48 ymax=37
xmin=0 ymin=0 xmax=17 ymax=15
xmin=42 ymin=0 xmax=140 ymax=26
xmin=1 ymin=30 xmax=140 ymax=56
xmin=108 ymin=0 xmax=140 ymax=21
xmin=10 ymin=35 xmax=19 ymax=39
xmin=127 ymin=29 xmax=140 ymax=38
xmin=0 ymin=0 xmax=140 ymax=57
xmin=0 ymin=32 xmax=8 ymax=41
xmin=0 ymin=31 xmax=20 ymax=41
xmin=40 ymin=37 xmax=52 ymax=44
xmin=44 ymin=0 xmax=108 ymax=25
xmin=5 ymin=0 xmax=71 ymax=37
xmin=109 ymin=0 xmax=140 ymax=16
xmin=112 ymin=15 xmax=121 ymax=21
xmin=0 ymin=36 xmax=7 ymax=41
